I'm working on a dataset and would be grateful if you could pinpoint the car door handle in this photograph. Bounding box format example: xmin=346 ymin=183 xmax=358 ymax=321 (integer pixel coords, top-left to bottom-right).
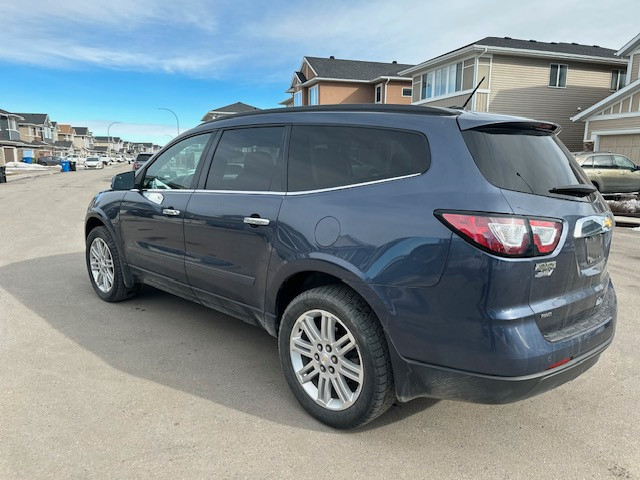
xmin=162 ymin=208 xmax=181 ymax=216
xmin=243 ymin=216 xmax=270 ymax=226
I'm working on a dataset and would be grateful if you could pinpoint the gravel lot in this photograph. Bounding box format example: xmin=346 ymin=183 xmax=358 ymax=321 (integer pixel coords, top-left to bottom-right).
xmin=1 ymin=166 xmax=638 ymax=479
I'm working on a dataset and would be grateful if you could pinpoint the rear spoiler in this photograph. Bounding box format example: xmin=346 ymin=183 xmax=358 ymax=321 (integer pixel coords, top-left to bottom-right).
xmin=456 ymin=113 xmax=561 ymax=135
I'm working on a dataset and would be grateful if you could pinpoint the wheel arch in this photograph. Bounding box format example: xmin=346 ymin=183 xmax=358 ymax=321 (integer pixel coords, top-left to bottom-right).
xmin=85 ymin=212 xmax=136 ymax=288
xmin=266 ymin=259 xmax=391 ymax=338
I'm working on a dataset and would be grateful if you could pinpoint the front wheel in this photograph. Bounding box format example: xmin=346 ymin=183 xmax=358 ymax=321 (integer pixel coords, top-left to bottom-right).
xmin=278 ymin=285 xmax=395 ymax=429
xmin=86 ymin=226 xmax=139 ymax=302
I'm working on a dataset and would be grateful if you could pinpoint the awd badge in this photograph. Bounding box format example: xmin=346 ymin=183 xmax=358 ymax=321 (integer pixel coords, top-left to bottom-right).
xmin=535 ymin=261 xmax=556 ymax=278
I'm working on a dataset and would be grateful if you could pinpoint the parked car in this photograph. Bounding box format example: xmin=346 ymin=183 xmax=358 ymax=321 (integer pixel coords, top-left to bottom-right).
xmin=37 ymin=156 xmax=65 ymax=166
xmin=574 ymin=152 xmax=640 ymax=193
xmin=85 ymin=105 xmax=617 ymax=429
xmin=99 ymin=156 xmax=112 ymax=166
xmin=84 ymin=156 xmax=104 ymax=169
xmin=133 ymin=153 xmax=153 ymax=170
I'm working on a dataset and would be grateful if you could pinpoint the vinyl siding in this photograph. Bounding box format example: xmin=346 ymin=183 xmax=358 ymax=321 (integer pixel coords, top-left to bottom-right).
xmin=586 ymin=116 xmax=640 ymax=139
xmin=630 ymin=53 xmax=640 ymax=83
xmin=418 ymin=92 xmax=470 ymax=108
xmin=488 ymin=54 xmax=617 ymax=150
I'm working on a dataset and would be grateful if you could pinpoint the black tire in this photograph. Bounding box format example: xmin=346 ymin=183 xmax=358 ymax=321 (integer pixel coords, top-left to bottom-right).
xmin=278 ymin=285 xmax=395 ymax=429
xmin=86 ymin=226 xmax=139 ymax=302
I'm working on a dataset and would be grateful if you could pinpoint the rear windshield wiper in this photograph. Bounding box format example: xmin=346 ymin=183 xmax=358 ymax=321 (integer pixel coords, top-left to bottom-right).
xmin=549 ymin=184 xmax=596 ymax=197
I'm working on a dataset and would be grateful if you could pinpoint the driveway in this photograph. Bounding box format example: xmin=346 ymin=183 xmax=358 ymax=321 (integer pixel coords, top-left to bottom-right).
xmin=0 ymin=167 xmax=638 ymax=479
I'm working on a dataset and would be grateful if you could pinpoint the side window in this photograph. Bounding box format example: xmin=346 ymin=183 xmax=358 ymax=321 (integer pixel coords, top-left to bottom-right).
xmin=288 ymin=125 xmax=430 ymax=192
xmin=143 ymin=133 xmax=212 ymax=189
xmin=592 ymin=155 xmax=613 ymax=168
xmin=613 ymin=155 xmax=635 ymax=170
xmin=205 ymin=127 xmax=285 ymax=192
xmin=581 ymin=156 xmax=594 ymax=168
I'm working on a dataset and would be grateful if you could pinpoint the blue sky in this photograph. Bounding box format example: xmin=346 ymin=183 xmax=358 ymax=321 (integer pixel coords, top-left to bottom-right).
xmin=1 ymin=0 xmax=638 ymax=145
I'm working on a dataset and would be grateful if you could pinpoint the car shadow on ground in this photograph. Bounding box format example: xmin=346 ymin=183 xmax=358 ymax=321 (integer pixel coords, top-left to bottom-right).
xmin=0 ymin=252 xmax=438 ymax=431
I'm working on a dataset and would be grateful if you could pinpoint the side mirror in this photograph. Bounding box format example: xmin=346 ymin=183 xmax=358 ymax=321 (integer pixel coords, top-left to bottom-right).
xmin=111 ymin=171 xmax=136 ymax=191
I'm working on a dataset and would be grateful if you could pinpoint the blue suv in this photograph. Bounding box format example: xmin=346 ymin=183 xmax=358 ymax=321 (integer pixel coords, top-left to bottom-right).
xmin=85 ymin=105 xmax=616 ymax=428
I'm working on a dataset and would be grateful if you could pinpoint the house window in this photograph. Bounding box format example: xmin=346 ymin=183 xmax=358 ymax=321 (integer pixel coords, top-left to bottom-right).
xmin=611 ymin=70 xmax=626 ymax=91
xmin=375 ymin=84 xmax=382 ymax=103
xmin=293 ymin=90 xmax=302 ymax=106
xmin=419 ymin=61 xmax=464 ymax=101
xmin=402 ymin=87 xmax=412 ymax=97
xmin=549 ymin=64 xmax=568 ymax=88
xmin=309 ymin=85 xmax=319 ymax=105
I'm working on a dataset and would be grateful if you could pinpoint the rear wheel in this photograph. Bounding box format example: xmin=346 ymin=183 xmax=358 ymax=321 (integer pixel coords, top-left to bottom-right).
xmin=278 ymin=285 xmax=394 ymax=429
xmin=86 ymin=226 xmax=139 ymax=302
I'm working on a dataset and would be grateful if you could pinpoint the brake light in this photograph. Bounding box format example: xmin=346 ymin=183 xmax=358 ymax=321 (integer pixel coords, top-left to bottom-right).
xmin=530 ymin=219 xmax=562 ymax=254
xmin=441 ymin=213 xmax=529 ymax=256
xmin=438 ymin=212 xmax=563 ymax=257
xmin=133 ymin=161 xmax=138 ymax=169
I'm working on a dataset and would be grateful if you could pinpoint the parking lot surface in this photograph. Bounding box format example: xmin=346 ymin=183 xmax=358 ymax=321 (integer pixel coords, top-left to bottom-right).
xmin=1 ymin=167 xmax=638 ymax=479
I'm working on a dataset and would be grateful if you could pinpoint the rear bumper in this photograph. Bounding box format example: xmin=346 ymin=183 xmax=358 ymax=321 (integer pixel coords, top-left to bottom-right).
xmin=391 ymin=335 xmax=612 ymax=403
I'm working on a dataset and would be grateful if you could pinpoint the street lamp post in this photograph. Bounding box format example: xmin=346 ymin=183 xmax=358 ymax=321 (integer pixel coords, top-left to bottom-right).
xmin=107 ymin=121 xmax=121 ymax=158
xmin=158 ymin=107 xmax=180 ymax=136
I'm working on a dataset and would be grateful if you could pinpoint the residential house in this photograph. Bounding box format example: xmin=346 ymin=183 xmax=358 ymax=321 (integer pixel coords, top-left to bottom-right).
xmin=72 ymin=127 xmax=95 ymax=156
xmin=571 ymin=33 xmax=640 ymax=164
xmin=54 ymin=124 xmax=76 ymax=156
xmin=94 ymin=136 xmax=124 ymax=155
xmin=201 ymin=102 xmax=260 ymax=122
xmin=0 ymin=108 xmax=24 ymax=163
xmin=16 ymin=113 xmax=56 ymax=157
xmin=401 ymin=37 xmax=627 ymax=151
xmin=280 ymin=56 xmax=414 ymax=108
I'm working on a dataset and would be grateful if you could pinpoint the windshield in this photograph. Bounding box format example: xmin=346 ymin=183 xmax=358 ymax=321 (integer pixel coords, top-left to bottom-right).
xmin=462 ymin=126 xmax=591 ymax=197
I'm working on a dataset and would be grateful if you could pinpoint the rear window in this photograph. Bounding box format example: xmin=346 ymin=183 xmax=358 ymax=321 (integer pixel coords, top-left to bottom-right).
xmin=288 ymin=125 xmax=429 ymax=192
xmin=462 ymin=126 xmax=590 ymax=196
xmin=136 ymin=154 xmax=152 ymax=162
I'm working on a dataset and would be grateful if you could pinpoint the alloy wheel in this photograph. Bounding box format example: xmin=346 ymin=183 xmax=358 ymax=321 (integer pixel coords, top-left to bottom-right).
xmin=89 ymin=237 xmax=115 ymax=293
xmin=289 ymin=309 xmax=364 ymax=411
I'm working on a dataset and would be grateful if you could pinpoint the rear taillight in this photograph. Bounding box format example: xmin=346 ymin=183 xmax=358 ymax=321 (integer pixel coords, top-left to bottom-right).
xmin=437 ymin=212 xmax=563 ymax=257
xmin=133 ymin=161 xmax=138 ymax=169
xmin=529 ymin=219 xmax=562 ymax=254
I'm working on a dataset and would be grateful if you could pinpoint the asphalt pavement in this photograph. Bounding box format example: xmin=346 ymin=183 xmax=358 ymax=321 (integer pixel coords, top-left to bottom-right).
xmin=0 ymin=165 xmax=638 ymax=479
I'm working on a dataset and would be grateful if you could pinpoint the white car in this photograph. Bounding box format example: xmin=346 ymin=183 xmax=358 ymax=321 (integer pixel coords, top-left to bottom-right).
xmin=99 ymin=156 xmax=112 ymax=166
xmin=84 ymin=157 xmax=104 ymax=169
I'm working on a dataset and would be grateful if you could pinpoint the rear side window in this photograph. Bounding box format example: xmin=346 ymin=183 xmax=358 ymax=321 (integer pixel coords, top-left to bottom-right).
xmin=593 ymin=155 xmax=613 ymax=168
xmin=205 ymin=127 xmax=286 ymax=191
xmin=288 ymin=125 xmax=429 ymax=192
xmin=462 ymin=126 xmax=590 ymax=196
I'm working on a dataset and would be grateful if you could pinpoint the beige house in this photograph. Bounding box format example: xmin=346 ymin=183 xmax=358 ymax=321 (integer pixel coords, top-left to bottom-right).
xmin=72 ymin=127 xmax=95 ymax=156
xmin=571 ymin=33 xmax=640 ymax=164
xmin=401 ymin=37 xmax=627 ymax=151
xmin=280 ymin=56 xmax=414 ymax=107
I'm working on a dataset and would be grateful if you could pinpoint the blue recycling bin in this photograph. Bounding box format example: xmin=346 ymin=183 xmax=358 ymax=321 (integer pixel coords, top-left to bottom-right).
xmin=60 ymin=160 xmax=70 ymax=172
xmin=23 ymin=157 xmax=33 ymax=164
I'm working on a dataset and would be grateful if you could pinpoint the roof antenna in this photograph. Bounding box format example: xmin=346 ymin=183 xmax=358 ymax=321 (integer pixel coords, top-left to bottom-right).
xmin=456 ymin=77 xmax=485 ymax=110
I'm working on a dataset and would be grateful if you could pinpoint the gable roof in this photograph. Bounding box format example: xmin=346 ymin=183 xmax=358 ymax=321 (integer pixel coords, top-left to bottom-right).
xmin=58 ymin=124 xmax=75 ymax=135
xmin=15 ymin=113 xmax=50 ymax=125
xmin=571 ymin=77 xmax=640 ymax=122
xmin=401 ymin=36 xmax=624 ymax=75
xmin=73 ymin=127 xmax=89 ymax=135
xmin=201 ymin=102 xmax=260 ymax=121
xmin=54 ymin=140 xmax=74 ymax=148
xmin=0 ymin=108 xmax=24 ymax=120
xmin=617 ymin=32 xmax=640 ymax=58
xmin=303 ymin=56 xmax=413 ymax=81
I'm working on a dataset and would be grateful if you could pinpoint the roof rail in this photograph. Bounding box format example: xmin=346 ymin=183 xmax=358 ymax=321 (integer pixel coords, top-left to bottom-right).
xmin=201 ymin=104 xmax=459 ymax=124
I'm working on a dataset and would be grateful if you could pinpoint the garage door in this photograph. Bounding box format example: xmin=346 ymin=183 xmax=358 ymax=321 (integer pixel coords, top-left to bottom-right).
xmin=599 ymin=134 xmax=640 ymax=164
